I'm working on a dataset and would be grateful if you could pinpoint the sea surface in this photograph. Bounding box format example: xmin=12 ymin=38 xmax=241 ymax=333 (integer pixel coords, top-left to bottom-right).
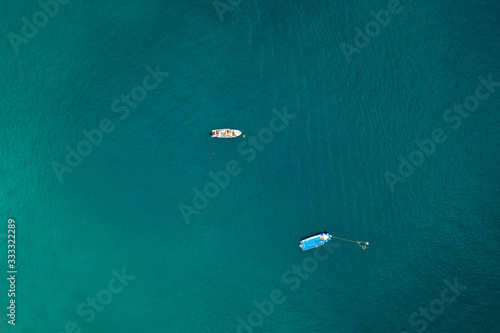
xmin=1 ymin=0 xmax=499 ymax=332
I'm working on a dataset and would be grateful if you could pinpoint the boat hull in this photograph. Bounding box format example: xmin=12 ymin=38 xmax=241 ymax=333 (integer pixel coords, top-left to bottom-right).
xmin=299 ymin=232 xmax=332 ymax=251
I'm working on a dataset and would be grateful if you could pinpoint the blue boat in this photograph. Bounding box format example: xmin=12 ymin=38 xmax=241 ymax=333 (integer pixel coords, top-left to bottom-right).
xmin=299 ymin=232 xmax=332 ymax=251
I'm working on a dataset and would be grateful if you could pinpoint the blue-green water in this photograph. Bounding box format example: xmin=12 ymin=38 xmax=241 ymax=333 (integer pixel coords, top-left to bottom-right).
xmin=1 ymin=0 xmax=499 ymax=332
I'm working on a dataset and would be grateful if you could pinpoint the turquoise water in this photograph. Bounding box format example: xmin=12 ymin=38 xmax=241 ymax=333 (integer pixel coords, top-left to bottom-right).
xmin=1 ymin=0 xmax=499 ymax=332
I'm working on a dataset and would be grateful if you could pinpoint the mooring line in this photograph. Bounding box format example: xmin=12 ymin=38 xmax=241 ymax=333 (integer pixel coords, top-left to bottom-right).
xmin=331 ymin=236 xmax=369 ymax=250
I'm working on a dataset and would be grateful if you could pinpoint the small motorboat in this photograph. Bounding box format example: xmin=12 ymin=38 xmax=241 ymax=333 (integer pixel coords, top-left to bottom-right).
xmin=299 ymin=232 xmax=332 ymax=251
xmin=210 ymin=129 xmax=243 ymax=138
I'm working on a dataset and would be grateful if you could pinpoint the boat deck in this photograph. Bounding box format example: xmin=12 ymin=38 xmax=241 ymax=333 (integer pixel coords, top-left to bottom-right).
xmin=299 ymin=233 xmax=331 ymax=251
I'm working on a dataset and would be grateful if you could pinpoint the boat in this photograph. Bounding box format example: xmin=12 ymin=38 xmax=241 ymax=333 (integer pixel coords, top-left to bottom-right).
xmin=299 ymin=232 xmax=332 ymax=251
xmin=210 ymin=129 xmax=243 ymax=138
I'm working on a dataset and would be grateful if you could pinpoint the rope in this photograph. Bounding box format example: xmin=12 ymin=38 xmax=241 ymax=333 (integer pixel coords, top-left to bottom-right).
xmin=331 ymin=236 xmax=369 ymax=250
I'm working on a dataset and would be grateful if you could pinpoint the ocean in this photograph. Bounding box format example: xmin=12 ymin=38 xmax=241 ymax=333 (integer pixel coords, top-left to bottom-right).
xmin=1 ymin=0 xmax=499 ymax=332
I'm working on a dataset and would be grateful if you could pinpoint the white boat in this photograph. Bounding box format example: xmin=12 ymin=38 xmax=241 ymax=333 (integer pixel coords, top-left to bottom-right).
xmin=210 ymin=129 xmax=243 ymax=138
